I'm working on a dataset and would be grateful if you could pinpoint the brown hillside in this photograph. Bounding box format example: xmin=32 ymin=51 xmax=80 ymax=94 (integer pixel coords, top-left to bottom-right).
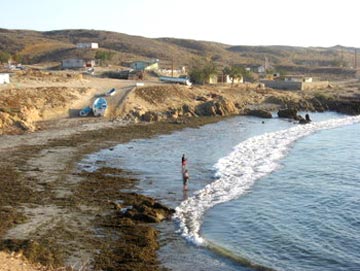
xmin=0 ymin=28 xmax=358 ymax=77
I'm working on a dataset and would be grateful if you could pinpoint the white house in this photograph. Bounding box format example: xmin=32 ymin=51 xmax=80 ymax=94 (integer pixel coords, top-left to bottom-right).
xmin=61 ymin=59 xmax=95 ymax=69
xmin=76 ymin=43 xmax=99 ymax=49
xmin=219 ymin=74 xmax=244 ymax=84
xmin=62 ymin=59 xmax=85 ymax=69
xmin=246 ymin=65 xmax=267 ymax=74
xmin=0 ymin=73 xmax=10 ymax=84
xmin=257 ymin=65 xmax=266 ymax=73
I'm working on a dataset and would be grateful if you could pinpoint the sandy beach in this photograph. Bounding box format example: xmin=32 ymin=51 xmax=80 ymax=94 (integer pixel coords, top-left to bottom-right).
xmin=1 ymin=71 xmax=359 ymax=270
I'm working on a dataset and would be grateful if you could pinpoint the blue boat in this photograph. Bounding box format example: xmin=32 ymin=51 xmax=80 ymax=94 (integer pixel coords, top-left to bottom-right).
xmin=92 ymin=97 xmax=108 ymax=117
xmin=159 ymin=76 xmax=192 ymax=86
xmin=105 ymin=88 xmax=116 ymax=96
xmin=79 ymin=106 xmax=92 ymax=117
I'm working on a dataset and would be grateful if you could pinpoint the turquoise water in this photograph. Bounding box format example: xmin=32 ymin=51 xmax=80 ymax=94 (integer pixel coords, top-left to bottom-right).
xmin=80 ymin=112 xmax=360 ymax=270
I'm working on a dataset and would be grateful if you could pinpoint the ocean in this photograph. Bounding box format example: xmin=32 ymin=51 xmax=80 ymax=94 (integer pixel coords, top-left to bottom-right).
xmin=79 ymin=112 xmax=360 ymax=271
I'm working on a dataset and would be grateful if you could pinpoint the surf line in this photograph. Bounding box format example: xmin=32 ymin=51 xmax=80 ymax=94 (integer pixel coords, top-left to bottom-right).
xmin=207 ymin=240 xmax=277 ymax=271
xmin=173 ymin=115 xmax=360 ymax=268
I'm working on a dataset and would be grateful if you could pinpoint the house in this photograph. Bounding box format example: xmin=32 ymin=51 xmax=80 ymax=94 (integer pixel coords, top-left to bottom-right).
xmin=61 ymin=59 xmax=95 ymax=69
xmin=202 ymin=73 xmax=244 ymax=85
xmin=84 ymin=60 xmax=96 ymax=68
xmin=62 ymin=59 xmax=84 ymax=69
xmin=158 ymin=66 xmax=187 ymax=76
xmin=0 ymin=73 xmax=10 ymax=84
xmin=257 ymin=65 xmax=266 ymax=73
xmin=245 ymin=65 xmax=266 ymax=74
xmin=76 ymin=43 xmax=99 ymax=49
xmin=207 ymin=74 xmax=218 ymax=84
xmin=217 ymin=74 xmax=243 ymax=84
xmin=130 ymin=59 xmax=159 ymax=71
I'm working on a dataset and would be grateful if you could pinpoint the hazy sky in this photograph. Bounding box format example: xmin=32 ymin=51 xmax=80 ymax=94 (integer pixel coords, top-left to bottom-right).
xmin=0 ymin=0 xmax=358 ymax=48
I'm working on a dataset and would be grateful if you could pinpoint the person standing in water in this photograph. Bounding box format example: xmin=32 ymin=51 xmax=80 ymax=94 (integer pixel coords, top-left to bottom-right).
xmin=181 ymin=154 xmax=189 ymax=190
xmin=181 ymin=154 xmax=187 ymax=168
xmin=183 ymin=169 xmax=189 ymax=191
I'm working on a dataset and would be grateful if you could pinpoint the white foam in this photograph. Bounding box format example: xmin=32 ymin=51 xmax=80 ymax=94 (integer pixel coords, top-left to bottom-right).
xmin=173 ymin=115 xmax=360 ymax=246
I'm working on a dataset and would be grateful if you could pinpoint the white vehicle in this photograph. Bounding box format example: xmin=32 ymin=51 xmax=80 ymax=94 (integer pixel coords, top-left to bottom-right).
xmin=92 ymin=97 xmax=108 ymax=117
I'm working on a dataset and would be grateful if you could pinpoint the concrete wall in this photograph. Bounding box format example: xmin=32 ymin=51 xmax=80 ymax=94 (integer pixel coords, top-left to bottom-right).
xmin=262 ymin=80 xmax=330 ymax=91
xmin=261 ymin=80 xmax=302 ymax=90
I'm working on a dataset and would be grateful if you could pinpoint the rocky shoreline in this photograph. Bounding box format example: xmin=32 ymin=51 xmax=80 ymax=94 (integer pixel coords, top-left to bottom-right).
xmin=0 ymin=117 xmax=225 ymax=271
xmin=1 ymin=80 xmax=360 ymax=270
xmin=122 ymin=85 xmax=360 ymax=125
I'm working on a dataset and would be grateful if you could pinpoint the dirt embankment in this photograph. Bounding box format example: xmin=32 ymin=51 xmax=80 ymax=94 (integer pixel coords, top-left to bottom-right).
xmin=2 ymin=70 xmax=359 ymax=136
xmin=0 ymin=86 xmax=96 ymax=134
xmin=0 ymin=251 xmax=49 ymax=271
xmin=0 ymin=71 xmax=97 ymax=135
xmin=125 ymin=81 xmax=360 ymax=122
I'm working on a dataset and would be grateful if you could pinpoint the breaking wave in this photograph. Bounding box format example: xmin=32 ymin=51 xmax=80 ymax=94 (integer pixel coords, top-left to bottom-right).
xmin=173 ymin=115 xmax=360 ymax=252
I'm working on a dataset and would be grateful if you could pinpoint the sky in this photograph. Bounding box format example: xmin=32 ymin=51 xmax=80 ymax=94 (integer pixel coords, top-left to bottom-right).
xmin=0 ymin=0 xmax=358 ymax=48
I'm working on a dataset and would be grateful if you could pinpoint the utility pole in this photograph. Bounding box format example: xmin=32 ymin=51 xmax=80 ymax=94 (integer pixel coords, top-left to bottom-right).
xmin=264 ymin=56 xmax=269 ymax=71
xmin=341 ymin=47 xmax=343 ymax=63
xmin=171 ymin=57 xmax=174 ymax=77
xmin=355 ymin=48 xmax=357 ymax=69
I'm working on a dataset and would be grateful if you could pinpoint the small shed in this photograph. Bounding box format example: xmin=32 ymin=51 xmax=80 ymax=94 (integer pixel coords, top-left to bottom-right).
xmin=76 ymin=43 xmax=99 ymax=49
xmin=0 ymin=73 xmax=10 ymax=84
xmin=130 ymin=59 xmax=159 ymax=71
xmin=218 ymin=74 xmax=243 ymax=84
xmin=257 ymin=65 xmax=266 ymax=73
xmin=207 ymin=74 xmax=218 ymax=84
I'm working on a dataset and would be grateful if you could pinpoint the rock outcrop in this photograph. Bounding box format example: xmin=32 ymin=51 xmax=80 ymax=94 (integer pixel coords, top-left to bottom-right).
xmin=127 ymin=95 xmax=237 ymax=122
xmin=277 ymin=108 xmax=299 ymax=120
xmin=246 ymin=109 xmax=272 ymax=118
xmin=119 ymin=193 xmax=174 ymax=223
xmin=195 ymin=97 xmax=236 ymax=117
xmin=327 ymin=100 xmax=360 ymax=115
xmin=98 ymin=193 xmax=175 ymax=271
xmin=299 ymin=113 xmax=311 ymax=124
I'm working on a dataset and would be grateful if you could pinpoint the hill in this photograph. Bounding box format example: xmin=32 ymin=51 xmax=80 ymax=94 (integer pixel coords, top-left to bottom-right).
xmin=0 ymin=28 xmax=358 ymax=77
